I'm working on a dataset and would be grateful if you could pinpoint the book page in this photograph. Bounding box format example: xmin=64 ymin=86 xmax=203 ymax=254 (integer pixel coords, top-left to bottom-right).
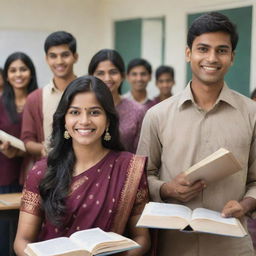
xmin=184 ymin=148 xmax=241 ymax=184
xmin=191 ymin=208 xmax=237 ymax=225
xmin=70 ymin=228 xmax=122 ymax=252
xmin=0 ymin=193 xmax=21 ymax=206
xmin=143 ymin=202 xmax=192 ymax=221
xmin=0 ymin=130 xmax=26 ymax=151
xmin=28 ymin=237 xmax=84 ymax=255
xmin=185 ymin=148 xmax=228 ymax=175
xmin=95 ymin=232 xmax=139 ymax=255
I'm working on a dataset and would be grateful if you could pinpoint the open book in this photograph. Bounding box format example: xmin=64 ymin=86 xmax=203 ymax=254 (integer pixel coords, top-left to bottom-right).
xmin=24 ymin=227 xmax=140 ymax=256
xmin=136 ymin=202 xmax=247 ymax=238
xmin=0 ymin=130 xmax=26 ymax=152
xmin=184 ymin=148 xmax=242 ymax=184
xmin=0 ymin=193 xmax=21 ymax=206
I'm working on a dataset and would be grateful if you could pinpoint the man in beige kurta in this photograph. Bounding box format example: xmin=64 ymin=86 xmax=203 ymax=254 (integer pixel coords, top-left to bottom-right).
xmin=137 ymin=12 xmax=256 ymax=256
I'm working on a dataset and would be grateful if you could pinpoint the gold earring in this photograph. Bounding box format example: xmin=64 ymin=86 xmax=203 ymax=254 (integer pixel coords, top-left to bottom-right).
xmin=64 ymin=130 xmax=70 ymax=139
xmin=104 ymin=127 xmax=111 ymax=141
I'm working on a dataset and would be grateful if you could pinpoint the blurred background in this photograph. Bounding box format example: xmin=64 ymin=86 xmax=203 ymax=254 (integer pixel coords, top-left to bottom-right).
xmin=0 ymin=0 xmax=255 ymax=97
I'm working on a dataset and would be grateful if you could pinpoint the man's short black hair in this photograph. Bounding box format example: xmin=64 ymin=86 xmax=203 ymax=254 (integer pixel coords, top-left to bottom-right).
xmin=127 ymin=58 xmax=152 ymax=74
xmin=44 ymin=31 xmax=77 ymax=54
xmin=155 ymin=65 xmax=174 ymax=81
xmin=187 ymin=12 xmax=238 ymax=51
xmin=251 ymin=88 xmax=256 ymax=100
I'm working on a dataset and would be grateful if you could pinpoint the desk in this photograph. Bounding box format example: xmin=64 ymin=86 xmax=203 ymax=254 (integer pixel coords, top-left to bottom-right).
xmin=0 ymin=193 xmax=21 ymax=256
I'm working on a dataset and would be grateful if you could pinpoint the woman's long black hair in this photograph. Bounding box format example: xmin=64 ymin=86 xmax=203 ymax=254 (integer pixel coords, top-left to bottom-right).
xmin=39 ymin=75 xmax=124 ymax=226
xmin=2 ymin=52 xmax=38 ymax=123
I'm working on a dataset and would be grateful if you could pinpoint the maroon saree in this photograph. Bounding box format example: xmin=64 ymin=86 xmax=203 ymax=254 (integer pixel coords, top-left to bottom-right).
xmin=21 ymin=150 xmax=148 ymax=240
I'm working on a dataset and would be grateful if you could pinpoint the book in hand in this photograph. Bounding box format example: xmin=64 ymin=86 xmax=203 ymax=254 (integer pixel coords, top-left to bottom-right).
xmin=0 ymin=193 xmax=21 ymax=206
xmin=24 ymin=227 xmax=140 ymax=256
xmin=136 ymin=202 xmax=247 ymax=238
xmin=184 ymin=148 xmax=242 ymax=184
xmin=0 ymin=130 xmax=26 ymax=152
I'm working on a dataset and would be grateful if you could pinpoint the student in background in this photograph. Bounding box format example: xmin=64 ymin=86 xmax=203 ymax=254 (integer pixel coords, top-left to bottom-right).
xmin=21 ymin=31 xmax=78 ymax=158
xmin=137 ymin=12 xmax=256 ymax=256
xmin=0 ymin=68 xmax=4 ymax=96
xmin=88 ymin=49 xmax=145 ymax=153
xmin=151 ymin=65 xmax=175 ymax=105
xmin=125 ymin=58 xmax=153 ymax=110
xmin=0 ymin=52 xmax=38 ymax=256
xmin=251 ymin=88 xmax=256 ymax=101
xmin=14 ymin=76 xmax=150 ymax=256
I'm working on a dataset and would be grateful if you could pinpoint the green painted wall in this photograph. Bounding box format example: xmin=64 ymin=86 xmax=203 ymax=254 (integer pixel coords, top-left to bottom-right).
xmin=187 ymin=6 xmax=252 ymax=96
xmin=114 ymin=18 xmax=142 ymax=94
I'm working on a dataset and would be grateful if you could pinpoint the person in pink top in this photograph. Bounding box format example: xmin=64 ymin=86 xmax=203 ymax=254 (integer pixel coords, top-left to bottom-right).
xmin=14 ymin=76 xmax=150 ymax=256
xmin=88 ymin=49 xmax=146 ymax=153
xmin=0 ymin=68 xmax=4 ymax=96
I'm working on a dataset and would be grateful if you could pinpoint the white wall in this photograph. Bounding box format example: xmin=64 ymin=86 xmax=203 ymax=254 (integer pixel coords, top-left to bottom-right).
xmin=0 ymin=30 xmax=51 ymax=87
xmin=99 ymin=0 xmax=256 ymax=95
xmin=0 ymin=0 xmax=255 ymax=93
xmin=0 ymin=0 xmax=103 ymax=85
xmin=142 ymin=19 xmax=164 ymax=98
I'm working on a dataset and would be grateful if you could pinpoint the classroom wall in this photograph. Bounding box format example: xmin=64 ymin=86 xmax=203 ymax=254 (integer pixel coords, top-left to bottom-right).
xmin=1 ymin=0 xmax=255 ymax=94
xmin=0 ymin=0 xmax=103 ymax=84
xmin=99 ymin=0 xmax=256 ymax=95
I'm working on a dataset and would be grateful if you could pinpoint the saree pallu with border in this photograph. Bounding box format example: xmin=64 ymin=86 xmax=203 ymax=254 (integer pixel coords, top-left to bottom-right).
xmin=21 ymin=150 xmax=149 ymax=240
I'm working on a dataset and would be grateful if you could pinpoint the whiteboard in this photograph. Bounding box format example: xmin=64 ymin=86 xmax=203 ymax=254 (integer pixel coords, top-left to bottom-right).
xmin=0 ymin=30 xmax=52 ymax=88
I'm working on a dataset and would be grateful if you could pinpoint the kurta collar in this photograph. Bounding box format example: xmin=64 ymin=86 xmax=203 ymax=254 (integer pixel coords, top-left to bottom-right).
xmin=49 ymin=79 xmax=61 ymax=93
xmin=178 ymin=81 xmax=238 ymax=110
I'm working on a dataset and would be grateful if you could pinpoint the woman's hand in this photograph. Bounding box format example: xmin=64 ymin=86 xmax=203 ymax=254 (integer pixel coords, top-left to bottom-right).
xmin=120 ymin=215 xmax=151 ymax=256
xmin=14 ymin=212 xmax=42 ymax=256
xmin=0 ymin=141 xmax=21 ymax=158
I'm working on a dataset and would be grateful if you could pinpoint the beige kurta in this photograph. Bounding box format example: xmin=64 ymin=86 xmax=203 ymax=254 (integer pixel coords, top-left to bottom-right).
xmin=137 ymin=83 xmax=256 ymax=256
xmin=42 ymin=80 xmax=63 ymax=149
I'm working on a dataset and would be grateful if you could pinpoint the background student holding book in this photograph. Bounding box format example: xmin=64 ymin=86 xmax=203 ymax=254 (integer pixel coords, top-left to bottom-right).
xmin=14 ymin=76 xmax=150 ymax=256
xmin=0 ymin=52 xmax=38 ymax=256
xmin=137 ymin=12 xmax=256 ymax=256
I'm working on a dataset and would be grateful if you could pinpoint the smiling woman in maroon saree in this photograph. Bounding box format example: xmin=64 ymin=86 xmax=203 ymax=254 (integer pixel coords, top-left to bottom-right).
xmin=14 ymin=76 xmax=151 ymax=256
xmin=21 ymin=150 xmax=148 ymax=240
